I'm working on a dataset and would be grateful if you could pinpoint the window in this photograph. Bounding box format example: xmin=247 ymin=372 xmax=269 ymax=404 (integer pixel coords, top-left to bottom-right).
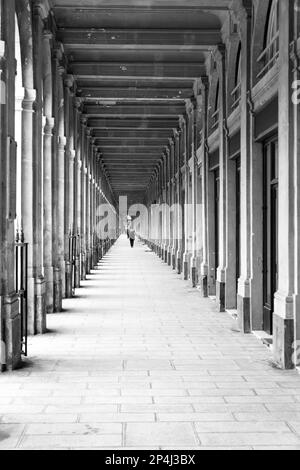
xmin=257 ymin=0 xmax=279 ymax=79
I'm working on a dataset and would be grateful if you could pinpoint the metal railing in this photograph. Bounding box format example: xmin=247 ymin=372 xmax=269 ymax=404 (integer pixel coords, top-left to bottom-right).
xmin=211 ymin=109 xmax=220 ymax=131
xmin=257 ymin=33 xmax=279 ymax=80
xmin=15 ymin=229 xmax=28 ymax=357
xmin=68 ymin=230 xmax=77 ymax=296
xmin=231 ymin=82 xmax=241 ymax=110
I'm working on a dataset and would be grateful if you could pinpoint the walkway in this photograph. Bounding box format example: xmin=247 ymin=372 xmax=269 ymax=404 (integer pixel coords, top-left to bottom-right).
xmin=1 ymin=236 xmax=300 ymax=450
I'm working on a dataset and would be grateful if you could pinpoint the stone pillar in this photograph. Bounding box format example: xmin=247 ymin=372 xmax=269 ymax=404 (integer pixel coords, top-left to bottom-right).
xmin=190 ymin=98 xmax=199 ymax=287
xmin=215 ymin=45 xmax=228 ymax=312
xmin=42 ymin=28 xmax=55 ymax=315
xmin=57 ymin=66 xmax=66 ymax=299
xmin=85 ymin=130 xmax=92 ymax=274
xmin=176 ymin=122 xmax=184 ymax=274
xmin=32 ymin=3 xmax=47 ymax=333
xmin=0 ymin=0 xmax=21 ymax=370
xmin=80 ymin=118 xmax=87 ymax=280
xmin=171 ymin=134 xmax=177 ymax=270
xmin=51 ymin=45 xmax=63 ymax=312
xmin=182 ymin=112 xmax=190 ymax=281
xmin=273 ymin=0 xmax=295 ymax=368
xmin=73 ymin=98 xmax=82 ymax=288
xmin=168 ymin=139 xmax=175 ymax=266
xmin=292 ymin=2 xmax=300 ymax=367
xmin=235 ymin=1 xmax=254 ymax=333
xmin=199 ymin=77 xmax=209 ymax=297
xmin=43 ymin=116 xmax=55 ymax=313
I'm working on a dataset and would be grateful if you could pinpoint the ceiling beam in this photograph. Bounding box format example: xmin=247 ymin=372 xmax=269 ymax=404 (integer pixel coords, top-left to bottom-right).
xmin=58 ymin=29 xmax=221 ymax=47
xmin=70 ymin=62 xmax=206 ymax=78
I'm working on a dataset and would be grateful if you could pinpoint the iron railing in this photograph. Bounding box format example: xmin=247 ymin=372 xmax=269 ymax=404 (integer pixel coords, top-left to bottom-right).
xmin=15 ymin=229 xmax=28 ymax=356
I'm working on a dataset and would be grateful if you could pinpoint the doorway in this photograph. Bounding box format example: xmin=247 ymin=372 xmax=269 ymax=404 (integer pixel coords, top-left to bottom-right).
xmin=263 ymin=137 xmax=278 ymax=335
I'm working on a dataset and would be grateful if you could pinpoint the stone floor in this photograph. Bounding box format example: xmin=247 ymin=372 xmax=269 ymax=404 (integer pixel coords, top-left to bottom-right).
xmin=1 ymin=235 xmax=300 ymax=450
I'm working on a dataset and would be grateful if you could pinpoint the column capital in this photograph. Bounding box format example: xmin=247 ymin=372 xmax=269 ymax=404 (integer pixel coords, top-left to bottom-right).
xmin=32 ymin=0 xmax=51 ymax=19
xmin=43 ymin=116 xmax=55 ymax=135
xmin=169 ymin=137 xmax=175 ymax=148
xmin=80 ymin=116 xmax=87 ymax=126
xmin=74 ymin=97 xmax=83 ymax=110
xmin=43 ymin=30 xmax=53 ymax=41
xmin=22 ymin=88 xmax=37 ymax=111
xmin=64 ymin=74 xmax=75 ymax=89
xmin=214 ymin=43 xmax=226 ymax=65
xmin=230 ymin=0 xmax=252 ymax=24
xmin=52 ymin=43 xmax=64 ymax=62
xmin=58 ymin=65 xmax=66 ymax=77
xmin=58 ymin=136 xmax=67 ymax=149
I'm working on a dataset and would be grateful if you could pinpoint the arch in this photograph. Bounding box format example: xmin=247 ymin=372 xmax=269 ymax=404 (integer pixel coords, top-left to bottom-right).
xmin=252 ymin=0 xmax=279 ymax=83
xmin=207 ymin=63 xmax=220 ymax=134
xmin=226 ymin=35 xmax=241 ymax=112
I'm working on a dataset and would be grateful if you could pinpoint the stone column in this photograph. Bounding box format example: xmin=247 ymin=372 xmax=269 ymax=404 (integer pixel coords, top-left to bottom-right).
xmin=199 ymin=77 xmax=209 ymax=297
xmin=215 ymin=45 xmax=228 ymax=312
xmin=63 ymin=75 xmax=75 ymax=299
xmin=190 ymin=98 xmax=200 ymax=287
xmin=182 ymin=111 xmax=190 ymax=281
xmin=42 ymin=28 xmax=55 ymax=315
xmin=273 ymin=0 xmax=295 ymax=368
xmin=85 ymin=129 xmax=92 ymax=274
xmin=234 ymin=1 xmax=256 ymax=333
xmin=80 ymin=118 xmax=87 ymax=280
xmin=168 ymin=139 xmax=175 ymax=266
xmin=176 ymin=122 xmax=184 ymax=274
xmin=57 ymin=66 xmax=66 ymax=299
xmin=0 ymin=0 xmax=21 ymax=370
xmin=292 ymin=0 xmax=300 ymax=367
xmin=32 ymin=3 xmax=47 ymax=334
xmin=73 ymin=98 xmax=82 ymax=288
xmin=171 ymin=133 xmax=178 ymax=270
xmin=51 ymin=45 xmax=63 ymax=312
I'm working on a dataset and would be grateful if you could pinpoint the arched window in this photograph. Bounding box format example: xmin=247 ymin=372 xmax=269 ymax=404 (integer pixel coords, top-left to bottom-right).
xmin=257 ymin=0 xmax=279 ymax=79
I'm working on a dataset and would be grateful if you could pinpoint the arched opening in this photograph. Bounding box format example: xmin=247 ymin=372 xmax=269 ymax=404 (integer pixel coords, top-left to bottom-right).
xmin=257 ymin=0 xmax=279 ymax=79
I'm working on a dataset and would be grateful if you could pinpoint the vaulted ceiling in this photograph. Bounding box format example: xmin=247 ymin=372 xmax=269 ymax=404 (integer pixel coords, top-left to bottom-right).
xmin=51 ymin=0 xmax=230 ymax=199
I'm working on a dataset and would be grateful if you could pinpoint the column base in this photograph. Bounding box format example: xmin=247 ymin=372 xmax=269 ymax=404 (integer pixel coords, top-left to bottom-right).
xmin=191 ymin=257 xmax=199 ymax=288
xmin=44 ymin=266 xmax=54 ymax=314
xmin=176 ymin=251 xmax=182 ymax=274
xmin=1 ymin=293 xmax=22 ymax=371
xmin=216 ymin=280 xmax=226 ymax=312
xmin=81 ymin=253 xmax=87 ymax=280
xmin=199 ymin=264 xmax=208 ymax=297
xmin=35 ymin=277 xmax=46 ymax=334
xmin=53 ymin=268 xmax=62 ymax=313
xmin=183 ymin=253 xmax=189 ymax=281
xmin=273 ymin=314 xmax=295 ymax=370
xmin=75 ymin=257 xmax=81 ymax=288
xmin=167 ymin=247 xmax=172 ymax=266
xmin=171 ymin=249 xmax=176 ymax=270
xmin=237 ymin=294 xmax=251 ymax=333
xmin=65 ymin=261 xmax=73 ymax=298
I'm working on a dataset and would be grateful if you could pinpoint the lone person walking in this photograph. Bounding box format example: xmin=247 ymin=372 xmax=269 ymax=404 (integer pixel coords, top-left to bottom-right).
xmin=129 ymin=227 xmax=136 ymax=248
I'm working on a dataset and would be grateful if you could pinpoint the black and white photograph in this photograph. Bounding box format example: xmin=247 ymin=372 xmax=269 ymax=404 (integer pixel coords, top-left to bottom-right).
xmin=0 ymin=0 xmax=300 ymax=453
